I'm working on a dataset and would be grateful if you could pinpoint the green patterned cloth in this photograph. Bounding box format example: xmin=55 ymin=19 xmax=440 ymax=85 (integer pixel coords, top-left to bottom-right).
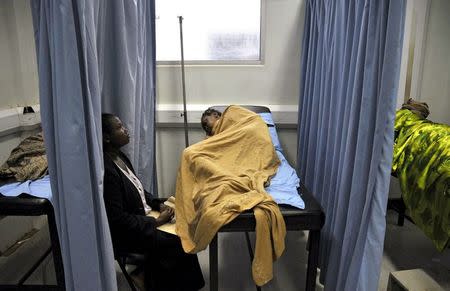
xmin=392 ymin=109 xmax=450 ymax=251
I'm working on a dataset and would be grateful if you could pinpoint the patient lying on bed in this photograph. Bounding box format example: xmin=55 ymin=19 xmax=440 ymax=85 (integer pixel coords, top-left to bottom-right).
xmin=393 ymin=98 xmax=449 ymax=251
xmin=176 ymin=105 xmax=286 ymax=286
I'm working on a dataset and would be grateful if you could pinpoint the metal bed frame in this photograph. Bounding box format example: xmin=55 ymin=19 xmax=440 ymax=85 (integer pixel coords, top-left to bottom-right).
xmin=0 ymin=195 xmax=65 ymax=291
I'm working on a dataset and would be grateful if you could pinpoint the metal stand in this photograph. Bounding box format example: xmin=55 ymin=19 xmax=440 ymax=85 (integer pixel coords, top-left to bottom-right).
xmin=178 ymin=16 xmax=189 ymax=148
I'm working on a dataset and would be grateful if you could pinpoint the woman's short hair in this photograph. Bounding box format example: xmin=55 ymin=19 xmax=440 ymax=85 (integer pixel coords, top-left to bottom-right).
xmin=102 ymin=113 xmax=117 ymax=135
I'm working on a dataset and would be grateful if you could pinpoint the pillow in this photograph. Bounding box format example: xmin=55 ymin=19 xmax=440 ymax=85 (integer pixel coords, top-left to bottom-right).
xmin=258 ymin=113 xmax=305 ymax=209
xmin=259 ymin=113 xmax=283 ymax=152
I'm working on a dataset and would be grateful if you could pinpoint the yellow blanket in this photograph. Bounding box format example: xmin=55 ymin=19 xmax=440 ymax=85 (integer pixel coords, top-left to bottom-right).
xmin=175 ymin=105 xmax=286 ymax=286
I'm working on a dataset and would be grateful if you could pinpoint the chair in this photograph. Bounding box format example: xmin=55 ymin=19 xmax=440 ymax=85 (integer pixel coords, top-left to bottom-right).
xmin=115 ymin=252 xmax=145 ymax=291
xmin=114 ymin=198 xmax=167 ymax=290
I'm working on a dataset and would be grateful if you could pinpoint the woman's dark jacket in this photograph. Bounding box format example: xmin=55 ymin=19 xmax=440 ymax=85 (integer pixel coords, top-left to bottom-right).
xmin=103 ymin=151 xmax=162 ymax=252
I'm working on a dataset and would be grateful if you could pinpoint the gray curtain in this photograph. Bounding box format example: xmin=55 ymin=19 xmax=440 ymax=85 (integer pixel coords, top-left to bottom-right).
xmin=31 ymin=0 xmax=117 ymax=290
xmin=297 ymin=0 xmax=406 ymax=290
xmin=31 ymin=0 xmax=158 ymax=289
xmin=98 ymin=0 xmax=158 ymax=195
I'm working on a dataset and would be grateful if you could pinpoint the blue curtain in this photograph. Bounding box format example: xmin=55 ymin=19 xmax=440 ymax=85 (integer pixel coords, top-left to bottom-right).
xmin=98 ymin=0 xmax=158 ymax=195
xmin=31 ymin=1 xmax=117 ymax=290
xmin=31 ymin=0 xmax=157 ymax=289
xmin=297 ymin=1 xmax=405 ymax=290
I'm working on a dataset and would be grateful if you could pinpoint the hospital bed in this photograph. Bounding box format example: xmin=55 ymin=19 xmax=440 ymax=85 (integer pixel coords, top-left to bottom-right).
xmin=208 ymin=106 xmax=325 ymax=291
xmin=0 ymin=194 xmax=65 ymax=290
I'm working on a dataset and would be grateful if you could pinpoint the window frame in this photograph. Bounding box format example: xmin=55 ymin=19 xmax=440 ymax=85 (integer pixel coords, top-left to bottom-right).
xmin=156 ymin=0 xmax=266 ymax=66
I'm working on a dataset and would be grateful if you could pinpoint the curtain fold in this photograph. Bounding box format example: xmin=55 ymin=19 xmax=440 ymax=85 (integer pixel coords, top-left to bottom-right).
xmin=297 ymin=1 xmax=405 ymax=290
xmin=31 ymin=0 xmax=157 ymax=289
xmin=31 ymin=1 xmax=116 ymax=290
xmin=98 ymin=0 xmax=158 ymax=195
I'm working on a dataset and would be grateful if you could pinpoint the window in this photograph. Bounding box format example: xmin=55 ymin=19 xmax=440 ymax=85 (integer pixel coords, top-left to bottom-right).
xmin=155 ymin=0 xmax=262 ymax=63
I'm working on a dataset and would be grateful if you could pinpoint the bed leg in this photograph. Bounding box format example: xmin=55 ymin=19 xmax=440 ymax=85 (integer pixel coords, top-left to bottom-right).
xmin=209 ymin=235 xmax=218 ymax=291
xmin=397 ymin=198 xmax=406 ymax=226
xmin=398 ymin=212 xmax=405 ymax=226
xmin=306 ymin=230 xmax=320 ymax=291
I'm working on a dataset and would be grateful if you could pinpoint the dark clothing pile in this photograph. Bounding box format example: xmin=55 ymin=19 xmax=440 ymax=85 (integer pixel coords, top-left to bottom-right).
xmin=0 ymin=132 xmax=47 ymax=182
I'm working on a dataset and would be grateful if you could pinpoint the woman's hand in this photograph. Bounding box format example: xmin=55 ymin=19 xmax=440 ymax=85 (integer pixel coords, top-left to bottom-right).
xmin=159 ymin=203 xmax=172 ymax=212
xmin=155 ymin=207 xmax=174 ymax=226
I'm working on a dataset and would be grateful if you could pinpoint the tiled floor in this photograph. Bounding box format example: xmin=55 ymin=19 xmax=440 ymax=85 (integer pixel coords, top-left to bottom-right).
xmin=117 ymin=210 xmax=450 ymax=290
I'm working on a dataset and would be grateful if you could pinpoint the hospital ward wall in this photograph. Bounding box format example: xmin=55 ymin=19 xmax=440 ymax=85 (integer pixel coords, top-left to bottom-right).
xmin=0 ymin=0 xmax=39 ymax=109
xmin=418 ymin=0 xmax=450 ymax=125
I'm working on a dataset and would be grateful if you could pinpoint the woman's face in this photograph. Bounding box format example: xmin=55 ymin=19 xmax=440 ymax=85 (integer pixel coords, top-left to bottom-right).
xmin=107 ymin=116 xmax=130 ymax=147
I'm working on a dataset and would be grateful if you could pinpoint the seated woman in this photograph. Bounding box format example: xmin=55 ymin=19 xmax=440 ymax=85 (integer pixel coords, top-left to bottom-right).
xmin=102 ymin=113 xmax=204 ymax=291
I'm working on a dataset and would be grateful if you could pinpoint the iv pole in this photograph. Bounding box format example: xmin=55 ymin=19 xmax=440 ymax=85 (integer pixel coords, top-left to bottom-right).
xmin=178 ymin=16 xmax=189 ymax=148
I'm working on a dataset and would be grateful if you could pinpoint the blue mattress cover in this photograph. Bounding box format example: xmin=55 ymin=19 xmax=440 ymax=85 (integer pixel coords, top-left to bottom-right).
xmin=0 ymin=175 xmax=52 ymax=201
xmin=259 ymin=113 xmax=305 ymax=209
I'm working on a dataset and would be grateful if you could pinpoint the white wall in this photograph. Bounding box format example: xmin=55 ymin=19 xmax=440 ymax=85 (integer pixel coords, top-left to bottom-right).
xmin=419 ymin=0 xmax=450 ymax=125
xmin=0 ymin=0 xmax=39 ymax=109
xmin=156 ymin=0 xmax=305 ymax=105
xmin=155 ymin=0 xmax=305 ymax=195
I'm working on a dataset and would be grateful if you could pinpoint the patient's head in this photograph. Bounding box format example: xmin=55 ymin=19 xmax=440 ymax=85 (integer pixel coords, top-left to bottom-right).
xmin=102 ymin=113 xmax=130 ymax=150
xmin=201 ymin=108 xmax=222 ymax=136
xmin=402 ymin=98 xmax=430 ymax=119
